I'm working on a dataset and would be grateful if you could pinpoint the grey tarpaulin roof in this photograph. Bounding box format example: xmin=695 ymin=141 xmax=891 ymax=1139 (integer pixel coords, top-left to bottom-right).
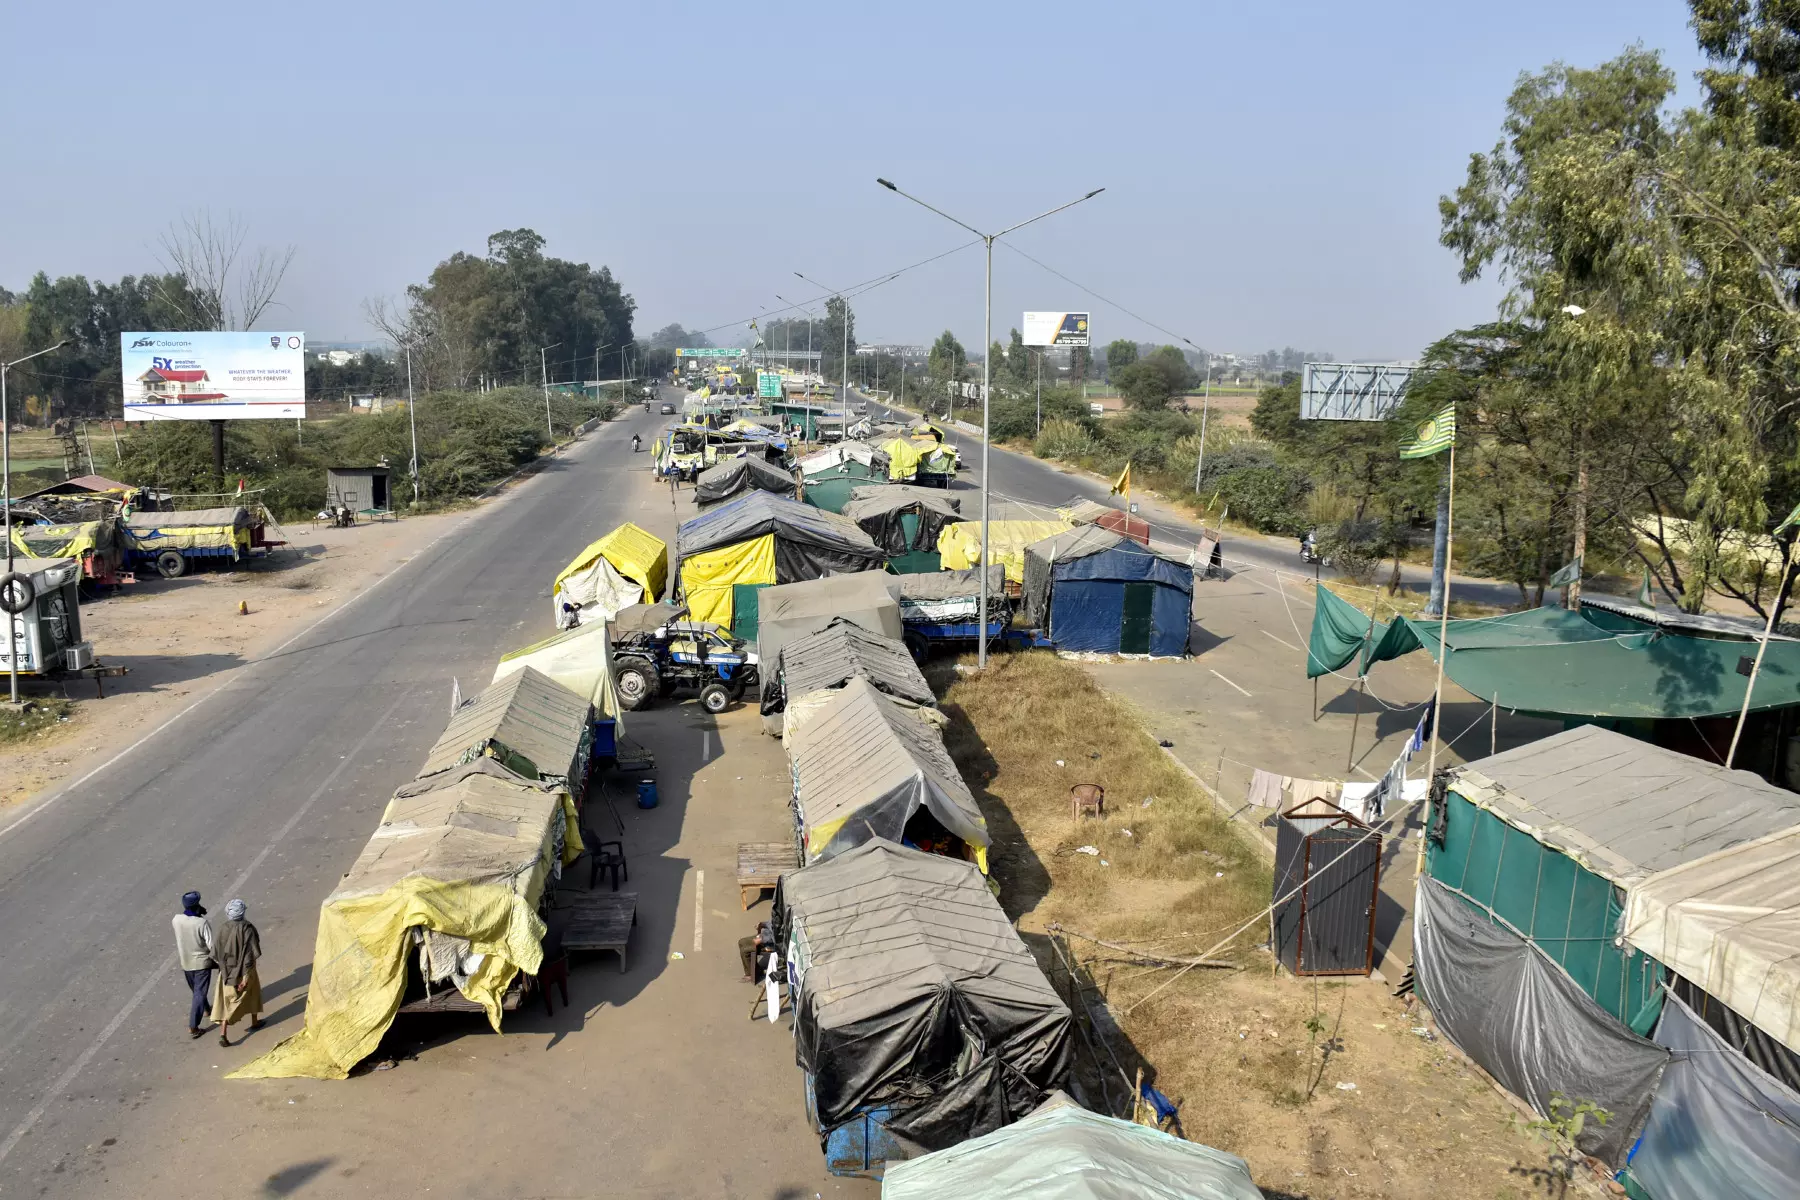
xmin=842 ymin=484 xmax=963 ymax=519
xmin=124 ymin=506 xmax=249 ymax=530
xmin=608 ymin=601 xmax=688 ymax=638
xmin=881 ymin=1091 xmax=1264 ymax=1200
xmin=789 ymin=676 xmax=987 ymax=861
xmin=895 ymin=564 xmax=1005 ymax=602
xmin=674 ymin=490 xmax=881 ymax=561
xmin=756 ymin=572 xmax=902 ymax=698
xmin=1451 ymin=724 xmax=1800 ymax=888
xmin=693 ymin=454 xmax=797 ymax=506
xmin=418 ymin=665 xmax=592 ymax=781
xmin=776 ymin=839 xmax=1071 ymax=1140
xmin=842 ymin=485 xmax=965 ymax=556
xmin=776 ymin=620 xmax=934 ymax=709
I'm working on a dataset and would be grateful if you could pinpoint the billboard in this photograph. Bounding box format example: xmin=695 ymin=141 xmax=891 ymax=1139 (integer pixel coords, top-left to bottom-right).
xmin=121 ymin=331 xmax=306 ymax=420
xmin=1022 ymin=312 xmax=1090 ymax=347
xmin=1300 ymin=362 xmax=1419 ymax=421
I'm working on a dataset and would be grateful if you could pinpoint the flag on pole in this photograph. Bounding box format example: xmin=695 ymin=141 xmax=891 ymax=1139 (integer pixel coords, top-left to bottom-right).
xmin=1775 ymin=499 xmax=1800 ymax=538
xmin=1547 ymin=556 xmax=1582 ymax=588
xmin=1638 ymin=564 xmax=1656 ymax=607
xmin=1111 ymin=462 xmax=1132 ymax=497
xmin=1400 ymin=404 xmax=1457 ymax=459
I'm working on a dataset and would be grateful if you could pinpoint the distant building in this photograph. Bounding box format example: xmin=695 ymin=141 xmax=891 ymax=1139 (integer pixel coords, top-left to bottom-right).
xmin=317 ymin=349 xmax=363 ymax=367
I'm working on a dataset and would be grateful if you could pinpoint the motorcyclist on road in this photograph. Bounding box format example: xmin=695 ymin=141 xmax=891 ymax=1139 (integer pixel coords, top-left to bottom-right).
xmin=632 ymin=433 xmax=642 ymax=452
xmin=1299 ymin=529 xmax=1319 ymax=562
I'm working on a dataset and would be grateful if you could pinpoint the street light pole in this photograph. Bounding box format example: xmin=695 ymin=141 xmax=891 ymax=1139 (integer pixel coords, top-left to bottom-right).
xmin=2 ymin=339 xmax=69 ymax=703
xmin=875 ymin=178 xmax=1105 ymax=667
xmin=540 ymin=342 xmax=561 ymax=440
xmin=404 ymin=340 xmax=420 ymax=506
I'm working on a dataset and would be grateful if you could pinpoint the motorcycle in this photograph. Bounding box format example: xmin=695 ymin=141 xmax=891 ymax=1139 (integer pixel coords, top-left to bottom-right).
xmin=1299 ymin=531 xmax=1322 ymax=565
xmin=631 ymin=434 xmax=642 ymax=453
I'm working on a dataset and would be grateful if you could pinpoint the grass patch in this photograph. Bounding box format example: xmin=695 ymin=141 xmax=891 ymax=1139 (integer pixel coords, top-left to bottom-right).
xmin=0 ymin=698 xmax=78 ymax=746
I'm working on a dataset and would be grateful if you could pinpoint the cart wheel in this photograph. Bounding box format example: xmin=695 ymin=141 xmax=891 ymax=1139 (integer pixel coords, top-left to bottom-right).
xmin=616 ymin=661 xmax=658 ymax=711
xmin=154 ymin=550 xmax=187 ymax=579
xmin=903 ymin=631 xmax=930 ymax=665
xmin=699 ymin=683 xmax=731 ymax=715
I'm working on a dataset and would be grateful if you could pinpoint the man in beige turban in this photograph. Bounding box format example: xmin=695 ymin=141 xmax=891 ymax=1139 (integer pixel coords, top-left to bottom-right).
xmin=210 ymin=898 xmax=264 ymax=1047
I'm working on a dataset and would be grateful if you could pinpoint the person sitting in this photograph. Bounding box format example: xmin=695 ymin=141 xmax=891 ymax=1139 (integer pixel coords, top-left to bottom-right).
xmin=738 ymin=920 xmax=775 ymax=983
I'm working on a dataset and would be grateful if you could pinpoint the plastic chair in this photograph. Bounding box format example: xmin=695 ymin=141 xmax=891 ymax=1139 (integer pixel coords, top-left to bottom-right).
xmin=581 ymin=829 xmax=628 ymax=891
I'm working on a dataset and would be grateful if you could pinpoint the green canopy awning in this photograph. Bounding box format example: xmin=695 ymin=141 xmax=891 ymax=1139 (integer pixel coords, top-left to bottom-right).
xmin=1305 ymin=584 xmax=1416 ymax=679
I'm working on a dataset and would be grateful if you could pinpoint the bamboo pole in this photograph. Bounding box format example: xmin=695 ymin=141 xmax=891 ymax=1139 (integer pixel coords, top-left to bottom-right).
xmin=1418 ymin=444 xmax=1457 ymax=877
xmin=1727 ymin=557 xmax=1794 ymax=768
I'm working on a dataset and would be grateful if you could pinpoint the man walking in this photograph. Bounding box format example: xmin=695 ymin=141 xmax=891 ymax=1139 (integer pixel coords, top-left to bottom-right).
xmin=171 ymin=890 xmax=214 ymax=1039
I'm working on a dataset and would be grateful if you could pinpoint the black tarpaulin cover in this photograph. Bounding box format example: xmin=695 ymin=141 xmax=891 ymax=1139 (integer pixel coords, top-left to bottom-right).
xmin=842 ymin=485 xmax=964 ymax=554
xmin=774 ymin=840 xmax=1071 ymax=1148
xmin=675 ymin=491 xmax=885 ymax=581
xmin=693 ymin=454 xmax=797 ymax=505
xmin=1414 ymin=876 xmax=1668 ymax=1164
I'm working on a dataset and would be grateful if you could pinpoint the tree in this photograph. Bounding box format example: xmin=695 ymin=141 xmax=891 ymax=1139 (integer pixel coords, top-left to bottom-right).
xmin=1103 ymin=338 xmax=1138 ymax=380
xmin=819 ymin=296 xmax=856 ymax=384
xmin=1113 ymin=344 xmax=1196 ymax=410
xmin=17 ymin=270 xmax=208 ymax=420
xmin=155 ymin=210 xmax=294 ymax=331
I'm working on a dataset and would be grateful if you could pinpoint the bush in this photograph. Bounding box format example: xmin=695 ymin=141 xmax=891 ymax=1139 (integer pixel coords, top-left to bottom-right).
xmin=1196 ymin=444 xmax=1311 ymax=534
xmin=1033 ymin=418 xmax=1098 ymax=461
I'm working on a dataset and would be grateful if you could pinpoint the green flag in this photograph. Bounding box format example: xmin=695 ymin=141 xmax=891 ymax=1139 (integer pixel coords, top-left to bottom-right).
xmin=1547 ymin=556 xmax=1582 ymax=588
xmin=1775 ymin=499 xmax=1800 ymax=538
xmin=1400 ymin=404 xmax=1456 ymax=459
xmin=1638 ymin=564 xmax=1655 ymax=607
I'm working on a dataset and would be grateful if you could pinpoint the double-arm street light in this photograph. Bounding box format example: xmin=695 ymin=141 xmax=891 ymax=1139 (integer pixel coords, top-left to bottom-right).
xmin=875 ymin=178 xmax=1105 ymax=667
xmin=3 ymin=339 xmax=69 ymax=702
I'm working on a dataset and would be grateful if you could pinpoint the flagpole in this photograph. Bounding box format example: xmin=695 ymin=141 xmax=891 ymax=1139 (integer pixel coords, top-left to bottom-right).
xmin=1424 ymin=442 xmax=1456 ymax=784
xmin=1726 ymin=550 xmax=1794 ymax=769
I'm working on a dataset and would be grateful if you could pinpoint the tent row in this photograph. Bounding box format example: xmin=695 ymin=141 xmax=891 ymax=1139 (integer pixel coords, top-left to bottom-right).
xmin=237 ymin=611 xmax=628 ymax=1081
xmin=1413 ymin=725 xmax=1800 ymax=1197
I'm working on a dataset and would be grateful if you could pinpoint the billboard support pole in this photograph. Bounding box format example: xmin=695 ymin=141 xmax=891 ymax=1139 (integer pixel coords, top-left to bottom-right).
xmin=211 ymin=420 xmax=225 ymax=487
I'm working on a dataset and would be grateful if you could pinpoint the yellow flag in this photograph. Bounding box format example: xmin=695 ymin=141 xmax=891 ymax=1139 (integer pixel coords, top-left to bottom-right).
xmin=1110 ymin=462 xmax=1132 ymax=496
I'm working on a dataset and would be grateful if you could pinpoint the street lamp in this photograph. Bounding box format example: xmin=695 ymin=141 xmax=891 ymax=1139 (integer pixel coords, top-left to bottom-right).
xmin=2 ymin=339 xmax=69 ymax=703
xmin=875 ymin=177 xmax=1105 ymax=667
xmin=795 ymin=271 xmax=854 ymax=442
xmin=540 ymin=343 xmax=562 ymax=439
xmin=775 ymin=293 xmax=814 ymax=396
xmin=402 ymin=337 xmax=421 ymax=506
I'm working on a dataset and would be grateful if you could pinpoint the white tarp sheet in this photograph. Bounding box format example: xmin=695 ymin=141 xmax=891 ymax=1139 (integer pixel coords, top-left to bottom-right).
xmin=552 ymin=552 xmax=641 ymax=630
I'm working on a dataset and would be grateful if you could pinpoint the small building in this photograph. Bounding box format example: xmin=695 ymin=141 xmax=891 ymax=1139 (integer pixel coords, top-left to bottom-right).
xmin=324 ymin=466 xmax=392 ymax=515
xmin=1272 ymin=797 xmax=1382 ymax=977
xmin=1020 ymin=527 xmax=1195 ymax=655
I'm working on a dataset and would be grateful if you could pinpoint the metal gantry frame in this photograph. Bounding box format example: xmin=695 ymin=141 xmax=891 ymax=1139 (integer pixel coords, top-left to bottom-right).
xmin=1300 ymin=362 xmax=1419 ymax=421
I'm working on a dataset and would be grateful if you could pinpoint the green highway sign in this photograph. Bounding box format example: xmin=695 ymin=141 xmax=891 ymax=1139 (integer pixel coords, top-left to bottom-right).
xmin=758 ymin=371 xmax=782 ymax=399
xmin=675 ymin=347 xmax=746 ymax=358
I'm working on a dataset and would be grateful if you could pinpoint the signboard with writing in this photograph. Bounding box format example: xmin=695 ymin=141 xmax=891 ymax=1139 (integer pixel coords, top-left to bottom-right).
xmin=675 ymin=347 xmax=747 ymax=358
xmin=758 ymin=371 xmax=783 ymax=399
xmin=121 ymin=331 xmax=306 ymax=420
xmin=1022 ymin=312 xmax=1090 ymax=347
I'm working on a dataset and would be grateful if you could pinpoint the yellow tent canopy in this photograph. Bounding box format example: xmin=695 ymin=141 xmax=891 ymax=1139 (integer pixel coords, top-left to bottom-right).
xmin=231 ymin=761 xmax=577 ymax=1081
xmin=551 ymin=523 xmax=667 ymax=627
xmin=680 ymin=533 xmax=777 ymax=625
xmin=880 ymin=437 xmax=926 ymax=481
xmin=937 ymin=519 xmax=1073 ymax=583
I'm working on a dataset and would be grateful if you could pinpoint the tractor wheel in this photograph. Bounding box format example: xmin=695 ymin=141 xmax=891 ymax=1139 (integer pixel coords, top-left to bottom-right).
xmin=155 ymin=550 xmax=187 ymax=579
xmin=903 ymin=631 xmax=931 ymax=665
xmin=699 ymin=683 xmax=732 ymax=715
xmin=616 ymin=660 xmax=659 ymax=711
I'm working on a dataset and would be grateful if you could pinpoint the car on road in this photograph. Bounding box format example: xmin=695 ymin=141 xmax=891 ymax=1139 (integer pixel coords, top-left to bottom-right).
xmin=660 ymin=402 xmax=677 ymax=414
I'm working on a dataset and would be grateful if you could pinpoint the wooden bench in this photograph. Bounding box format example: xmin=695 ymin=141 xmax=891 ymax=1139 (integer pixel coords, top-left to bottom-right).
xmin=737 ymin=841 xmax=797 ymax=909
xmin=563 ymin=891 xmax=638 ymax=972
xmin=398 ymin=972 xmax=527 ymax=1014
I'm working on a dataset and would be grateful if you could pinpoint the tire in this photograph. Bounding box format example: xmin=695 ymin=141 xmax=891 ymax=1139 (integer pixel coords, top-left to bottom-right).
xmin=903 ymin=631 xmax=931 ymax=665
xmin=616 ymin=660 xmax=658 ymax=711
xmin=699 ymin=683 xmax=731 ymax=715
xmin=154 ymin=550 xmax=187 ymax=579
xmin=0 ymin=572 xmax=34 ymax=616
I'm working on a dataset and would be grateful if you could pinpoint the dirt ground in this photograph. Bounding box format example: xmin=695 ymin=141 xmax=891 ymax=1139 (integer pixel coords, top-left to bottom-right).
xmin=0 ymin=509 xmax=468 ymax=812
xmin=938 ymin=651 xmax=1601 ymax=1200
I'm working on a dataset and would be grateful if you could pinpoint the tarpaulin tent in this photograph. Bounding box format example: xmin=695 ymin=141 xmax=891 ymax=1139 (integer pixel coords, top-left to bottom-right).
xmin=232 ymin=761 xmax=577 ymax=1080
xmin=550 ymin=522 xmax=667 ymax=628
xmin=1621 ymin=825 xmax=1800 ymax=1056
xmin=675 ymin=491 xmax=886 ymax=632
xmin=10 ymin=517 xmax=127 ymax=583
xmin=879 ymin=437 xmax=927 ymax=481
xmin=1021 ymin=527 xmax=1193 ymax=656
xmin=765 ymin=619 xmax=934 ymax=718
xmin=895 ymin=565 xmax=1008 ymax=626
xmin=938 ymin=519 xmax=1072 ymax=583
xmin=788 ymin=677 xmax=988 ymax=868
xmin=1426 ymin=726 xmax=1800 ymax=1032
xmin=694 ymin=453 xmax=798 ymax=506
xmin=775 ymin=840 xmax=1071 ymax=1162
xmin=843 ymin=486 xmax=963 ymax=573
xmin=1056 ymin=498 xmax=1150 ymax=546
xmin=756 ymin=573 xmax=903 ymax=703
xmin=1619 ymin=992 xmax=1800 ymax=1200
xmin=1304 ymin=584 xmax=1418 ymax=679
xmin=881 ymin=1091 xmax=1264 ymax=1200
xmin=123 ymin=507 xmax=250 ymax=559
xmin=1414 ymin=875 xmax=1669 ymax=1165
xmin=418 ymin=665 xmax=594 ymax=791
xmin=799 ymin=442 xmax=892 ymax=513
xmin=492 ymin=619 xmax=624 ymax=728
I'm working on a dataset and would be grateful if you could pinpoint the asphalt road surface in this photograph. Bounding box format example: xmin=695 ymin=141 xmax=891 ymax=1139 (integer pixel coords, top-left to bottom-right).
xmin=0 ymin=399 xmax=861 ymax=1197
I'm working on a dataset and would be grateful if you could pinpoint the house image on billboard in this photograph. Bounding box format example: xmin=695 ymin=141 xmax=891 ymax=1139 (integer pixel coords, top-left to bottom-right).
xmin=137 ymin=365 xmax=226 ymax=404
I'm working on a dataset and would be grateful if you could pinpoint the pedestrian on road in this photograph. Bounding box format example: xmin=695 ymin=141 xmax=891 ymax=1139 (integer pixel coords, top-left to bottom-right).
xmin=210 ymin=898 xmax=265 ymax=1047
xmin=171 ymin=890 xmax=214 ymax=1039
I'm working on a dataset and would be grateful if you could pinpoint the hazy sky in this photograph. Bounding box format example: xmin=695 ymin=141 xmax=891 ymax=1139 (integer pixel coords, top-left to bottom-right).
xmin=3 ymin=1 xmax=1709 ymax=362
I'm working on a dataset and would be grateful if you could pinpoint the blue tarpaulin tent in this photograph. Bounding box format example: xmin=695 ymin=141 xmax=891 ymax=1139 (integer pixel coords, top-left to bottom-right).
xmin=1021 ymin=528 xmax=1193 ymax=656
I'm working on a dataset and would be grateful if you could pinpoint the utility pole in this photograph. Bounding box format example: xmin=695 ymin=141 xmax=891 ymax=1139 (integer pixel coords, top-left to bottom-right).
xmin=405 ymin=341 xmax=420 ymax=505
xmin=540 ymin=342 xmax=561 ymax=439
xmin=1194 ymin=362 xmax=1213 ymax=492
xmin=1035 ymin=349 xmax=1042 ymax=437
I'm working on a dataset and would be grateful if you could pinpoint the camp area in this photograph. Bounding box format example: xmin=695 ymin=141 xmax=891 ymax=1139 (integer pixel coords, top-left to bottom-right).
xmin=775 ymin=839 xmax=1073 ymax=1174
xmin=1020 ymin=526 xmax=1196 ymax=656
xmin=796 ymin=441 xmax=891 ymax=512
xmin=673 ymin=490 xmax=885 ymax=634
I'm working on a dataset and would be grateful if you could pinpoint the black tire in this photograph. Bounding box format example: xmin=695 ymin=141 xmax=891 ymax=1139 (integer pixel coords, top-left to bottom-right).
xmin=699 ymin=683 xmax=731 ymax=715
xmin=903 ymin=631 xmax=931 ymax=665
xmin=616 ymin=660 xmax=658 ymax=711
xmin=0 ymin=572 xmax=34 ymax=615
xmin=154 ymin=550 xmax=187 ymax=579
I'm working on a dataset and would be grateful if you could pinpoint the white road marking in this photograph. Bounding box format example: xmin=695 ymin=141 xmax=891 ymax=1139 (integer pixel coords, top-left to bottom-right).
xmin=1259 ymin=629 xmax=1301 ymax=653
xmin=1208 ymin=669 xmax=1252 ymax=697
xmin=693 ymin=871 xmax=705 ymax=952
xmin=0 ymin=690 xmax=410 ymax=1169
xmin=702 ymin=730 xmax=711 ymax=760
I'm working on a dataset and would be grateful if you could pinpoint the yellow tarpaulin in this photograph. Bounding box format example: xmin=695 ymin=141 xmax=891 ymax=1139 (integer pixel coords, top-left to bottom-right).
xmin=937 ymin=520 xmax=1072 ymax=583
xmin=231 ymin=763 xmax=575 ymax=1081
xmin=880 ymin=437 xmax=926 ymax=480
xmin=10 ymin=521 xmax=99 ymax=561
xmin=679 ymin=533 xmax=776 ymax=626
xmin=553 ymin=522 xmax=668 ymax=604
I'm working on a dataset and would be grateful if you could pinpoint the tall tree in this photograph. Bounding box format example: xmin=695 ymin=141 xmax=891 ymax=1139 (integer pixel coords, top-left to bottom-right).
xmin=1104 ymin=338 xmax=1138 ymax=380
xmin=818 ymin=296 xmax=856 ymax=385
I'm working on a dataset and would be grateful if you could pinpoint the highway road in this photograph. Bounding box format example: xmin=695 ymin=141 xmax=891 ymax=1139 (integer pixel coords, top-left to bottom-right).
xmin=0 ymin=398 xmax=853 ymax=1197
